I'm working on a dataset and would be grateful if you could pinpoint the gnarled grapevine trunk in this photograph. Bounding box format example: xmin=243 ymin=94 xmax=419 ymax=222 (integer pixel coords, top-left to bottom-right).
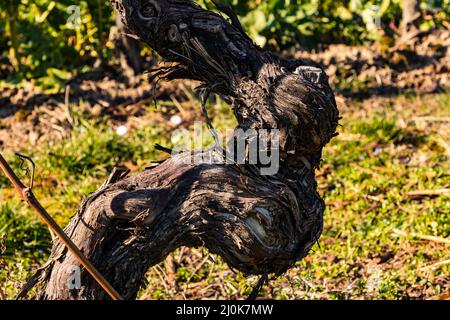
xmin=28 ymin=0 xmax=339 ymax=300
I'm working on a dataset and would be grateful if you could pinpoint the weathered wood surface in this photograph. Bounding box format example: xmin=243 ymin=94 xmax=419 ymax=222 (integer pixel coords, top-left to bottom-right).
xmin=28 ymin=0 xmax=339 ymax=300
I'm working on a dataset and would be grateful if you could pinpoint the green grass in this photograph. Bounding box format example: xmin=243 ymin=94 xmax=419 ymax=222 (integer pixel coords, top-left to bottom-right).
xmin=0 ymin=92 xmax=449 ymax=300
xmin=304 ymin=112 xmax=449 ymax=299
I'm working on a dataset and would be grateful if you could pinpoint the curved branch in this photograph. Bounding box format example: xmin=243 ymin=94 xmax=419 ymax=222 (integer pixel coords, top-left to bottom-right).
xmin=31 ymin=0 xmax=339 ymax=300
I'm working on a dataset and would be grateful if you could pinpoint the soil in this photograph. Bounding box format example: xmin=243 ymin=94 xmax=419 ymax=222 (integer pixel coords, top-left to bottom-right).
xmin=0 ymin=29 xmax=449 ymax=150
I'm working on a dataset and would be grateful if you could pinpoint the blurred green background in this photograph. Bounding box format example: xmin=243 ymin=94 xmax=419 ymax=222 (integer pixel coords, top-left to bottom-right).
xmin=0 ymin=0 xmax=449 ymax=85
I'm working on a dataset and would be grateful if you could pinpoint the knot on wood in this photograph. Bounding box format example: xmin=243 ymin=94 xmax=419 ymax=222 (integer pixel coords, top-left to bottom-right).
xmin=294 ymin=66 xmax=323 ymax=84
xmin=167 ymin=24 xmax=180 ymax=42
xmin=139 ymin=0 xmax=159 ymax=19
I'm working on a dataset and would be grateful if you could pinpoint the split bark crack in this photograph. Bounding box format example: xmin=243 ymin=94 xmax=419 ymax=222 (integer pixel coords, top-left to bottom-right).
xmin=28 ymin=0 xmax=340 ymax=300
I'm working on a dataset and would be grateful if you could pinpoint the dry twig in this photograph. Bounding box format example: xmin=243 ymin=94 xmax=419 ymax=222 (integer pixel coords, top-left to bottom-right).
xmin=0 ymin=152 xmax=123 ymax=300
xmin=419 ymin=259 xmax=450 ymax=271
xmin=405 ymin=189 xmax=450 ymax=199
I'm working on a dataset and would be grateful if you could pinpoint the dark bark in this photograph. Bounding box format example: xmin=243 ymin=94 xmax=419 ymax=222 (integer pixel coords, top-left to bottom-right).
xmin=28 ymin=0 xmax=339 ymax=300
xmin=401 ymin=0 xmax=422 ymax=41
xmin=115 ymin=15 xmax=144 ymax=77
